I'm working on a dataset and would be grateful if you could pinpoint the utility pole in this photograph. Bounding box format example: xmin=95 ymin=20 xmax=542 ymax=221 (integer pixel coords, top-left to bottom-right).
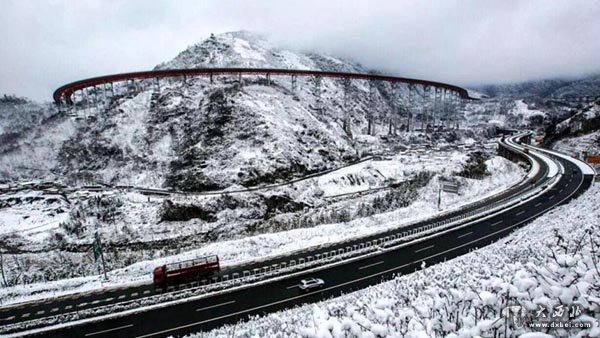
xmin=93 ymin=232 xmax=108 ymax=281
xmin=437 ymin=183 xmax=442 ymax=211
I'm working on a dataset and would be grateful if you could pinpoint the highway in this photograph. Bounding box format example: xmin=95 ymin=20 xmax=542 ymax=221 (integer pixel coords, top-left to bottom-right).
xmin=0 ymin=137 xmax=543 ymax=327
xmin=0 ymin=134 xmax=594 ymax=337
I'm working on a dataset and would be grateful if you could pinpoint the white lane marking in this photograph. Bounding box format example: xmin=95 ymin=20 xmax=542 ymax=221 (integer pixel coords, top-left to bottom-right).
xmin=358 ymin=260 xmax=384 ymax=270
xmin=534 ymin=202 xmax=542 ymax=207
xmin=414 ymin=245 xmax=434 ymax=253
xmin=286 ymin=284 xmax=298 ymax=289
xmin=105 ymin=297 xmax=114 ymax=302
xmin=457 ymin=231 xmax=473 ymax=239
xmin=3 ymin=316 xmax=15 ymax=321
xmin=515 ymin=210 xmax=525 ymax=216
xmin=118 ymin=295 xmax=126 ymax=299
xmin=36 ymin=310 xmax=44 ymax=315
xmin=549 ymin=195 xmax=555 ymax=200
xmin=134 ymin=160 xmax=588 ymax=338
xmin=131 ymin=292 xmax=138 ymax=297
xmin=559 ymin=189 xmax=563 ymax=193
xmin=143 ymin=290 xmax=151 ymax=295
xmin=491 ymin=220 xmax=502 ymax=227
xmin=195 ymin=300 xmax=236 ymax=312
xmin=78 ymin=302 xmax=88 ymax=307
xmin=91 ymin=300 xmax=100 ymax=305
xmin=65 ymin=305 xmax=73 ymax=310
xmin=21 ymin=313 xmax=30 ymax=318
xmin=51 ymin=308 xmax=58 ymax=312
xmin=85 ymin=324 xmax=134 ymax=337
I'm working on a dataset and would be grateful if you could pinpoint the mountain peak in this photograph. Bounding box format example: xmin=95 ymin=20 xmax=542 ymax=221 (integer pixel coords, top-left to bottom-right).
xmin=155 ymin=30 xmax=363 ymax=73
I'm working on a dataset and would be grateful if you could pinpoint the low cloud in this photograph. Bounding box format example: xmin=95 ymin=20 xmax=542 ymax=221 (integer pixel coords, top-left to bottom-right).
xmin=1 ymin=0 xmax=599 ymax=101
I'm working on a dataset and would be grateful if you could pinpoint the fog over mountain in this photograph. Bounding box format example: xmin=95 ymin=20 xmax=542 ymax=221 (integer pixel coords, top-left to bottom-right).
xmin=1 ymin=0 xmax=599 ymax=101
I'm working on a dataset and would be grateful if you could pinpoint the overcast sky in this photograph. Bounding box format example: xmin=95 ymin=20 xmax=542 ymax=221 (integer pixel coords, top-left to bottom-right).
xmin=1 ymin=0 xmax=599 ymax=101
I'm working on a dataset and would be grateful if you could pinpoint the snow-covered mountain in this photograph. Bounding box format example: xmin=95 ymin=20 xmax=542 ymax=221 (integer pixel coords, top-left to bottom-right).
xmin=0 ymin=31 xmax=471 ymax=188
xmin=473 ymin=74 xmax=600 ymax=99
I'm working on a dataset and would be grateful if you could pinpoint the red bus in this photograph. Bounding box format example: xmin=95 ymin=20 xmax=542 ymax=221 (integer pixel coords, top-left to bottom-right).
xmin=153 ymin=255 xmax=220 ymax=289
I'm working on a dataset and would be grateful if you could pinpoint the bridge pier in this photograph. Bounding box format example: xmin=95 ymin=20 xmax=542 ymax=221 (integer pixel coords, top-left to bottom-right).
xmin=407 ymin=84 xmax=414 ymax=132
xmin=291 ymin=75 xmax=297 ymax=93
xmin=390 ymin=83 xmax=401 ymax=135
xmin=103 ymin=83 xmax=109 ymax=103
xmin=434 ymin=87 xmax=441 ymax=131
xmin=421 ymin=85 xmax=429 ymax=132
xmin=266 ymin=73 xmax=271 ymax=86
xmin=342 ymin=78 xmax=351 ymax=135
xmin=367 ymin=80 xmax=376 ymax=135
xmin=440 ymin=88 xmax=448 ymax=129
xmin=313 ymin=75 xmax=322 ymax=111
xmin=453 ymin=92 xmax=460 ymax=129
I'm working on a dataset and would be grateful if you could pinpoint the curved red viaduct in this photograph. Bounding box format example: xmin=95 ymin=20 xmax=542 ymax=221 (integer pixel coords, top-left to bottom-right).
xmin=53 ymin=68 xmax=476 ymax=106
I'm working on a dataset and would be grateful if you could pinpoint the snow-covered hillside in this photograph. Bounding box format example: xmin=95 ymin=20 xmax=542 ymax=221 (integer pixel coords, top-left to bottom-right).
xmin=463 ymin=99 xmax=547 ymax=130
xmin=474 ymin=74 xmax=600 ymax=100
xmin=0 ymin=31 xmax=475 ymax=189
xmin=0 ymin=96 xmax=75 ymax=181
xmin=0 ymin=154 xmax=523 ymax=304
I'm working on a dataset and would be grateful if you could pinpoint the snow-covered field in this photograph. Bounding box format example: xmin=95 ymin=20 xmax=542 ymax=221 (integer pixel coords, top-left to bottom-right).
xmin=0 ymin=155 xmax=523 ymax=305
xmin=554 ymin=131 xmax=600 ymax=159
xmin=188 ymin=178 xmax=599 ymax=338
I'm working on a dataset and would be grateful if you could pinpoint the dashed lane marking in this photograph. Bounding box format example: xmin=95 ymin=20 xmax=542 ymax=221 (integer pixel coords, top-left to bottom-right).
xmin=457 ymin=231 xmax=473 ymax=239
xmin=414 ymin=245 xmax=434 ymax=253
xmin=84 ymin=324 xmax=134 ymax=337
xmin=491 ymin=220 xmax=502 ymax=227
xmin=196 ymin=300 xmax=236 ymax=312
xmin=515 ymin=210 xmax=525 ymax=216
xmin=358 ymin=261 xmax=384 ymax=270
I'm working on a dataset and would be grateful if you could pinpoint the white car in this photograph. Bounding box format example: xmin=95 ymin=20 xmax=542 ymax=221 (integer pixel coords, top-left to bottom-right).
xmin=298 ymin=278 xmax=325 ymax=292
